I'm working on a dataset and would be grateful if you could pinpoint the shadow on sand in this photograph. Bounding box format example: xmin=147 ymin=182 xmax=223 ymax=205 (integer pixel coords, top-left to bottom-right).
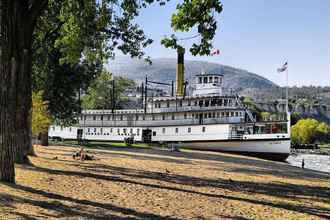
xmin=0 ymin=184 xmax=179 ymax=220
xmin=18 ymin=160 xmax=330 ymax=219
xmin=79 ymin=147 xmax=330 ymax=181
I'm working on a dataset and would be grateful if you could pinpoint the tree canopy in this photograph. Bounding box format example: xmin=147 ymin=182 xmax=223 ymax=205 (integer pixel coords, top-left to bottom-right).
xmin=291 ymin=118 xmax=330 ymax=144
xmin=32 ymin=91 xmax=52 ymax=136
xmin=81 ymin=71 xmax=135 ymax=110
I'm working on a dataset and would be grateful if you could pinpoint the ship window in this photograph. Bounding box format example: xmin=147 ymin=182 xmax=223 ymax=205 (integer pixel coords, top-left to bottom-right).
xmin=235 ymin=112 xmax=238 ymax=117
xmin=100 ymin=128 xmax=103 ymax=133
xmin=211 ymin=99 xmax=216 ymax=106
xmin=93 ymin=116 xmax=96 ymax=120
xmin=155 ymin=102 xmax=158 ymax=108
xmin=184 ymin=113 xmax=187 ymax=119
xmin=110 ymin=128 xmax=113 ymax=133
xmin=143 ymin=115 xmax=145 ymax=120
xmin=117 ymin=128 xmax=120 ymax=134
xmin=214 ymin=77 xmax=219 ymax=83
xmin=167 ymin=101 xmax=170 ymax=107
xmin=130 ymin=128 xmax=133 ymax=134
xmin=162 ymin=128 xmax=166 ymax=134
xmin=209 ymin=76 xmax=213 ymax=83
xmin=136 ymin=115 xmax=139 ymax=120
xmin=188 ymin=100 xmax=191 ymax=106
xmin=199 ymin=77 xmax=202 ymax=84
xmin=195 ymin=114 xmax=199 ymax=119
xmin=100 ymin=115 xmax=103 ymax=121
xmin=204 ymin=113 xmax=208 ymax=118
xmin=137 ymin=129 xmax=140 ymax=135
xmin=108 ymin=116 xmax=111 ymax=120
xmin=205 ymin=100 xmax=209 ymax=107
xmin=179 ymin=100 xmax=182 ymax=107
xmin=172 ymin=114 xmax=175 ymax=120
xmin=84 ymin=116 xmax=86 ymax=120
xmin=218 ymin=99 xmax=223 ymax=106
xmin=188 ymin=127 xmax=191 ymax=133
xmin=226 ymin=112 xmax=229 ymax=117
xmin=203 ymin=77 xmax=208 ymax=83
xmin=153 ymin=131 xmax=156 ymax=136
xmin=199 ymin=100 xmax=203 ymax=107
xmin=224 ymin=99 xmax=228 ymax=106
xmin=87 ymin=128 xmax=90 ymax=132
xmin=94 ymin=128 xmax=97 ymax=132
xmin=209 ymin=112 xmax=212 ymax=118
xmin=69 ymin=127 xmax=72 ymax=132
xmin=212 ymin=112 xmax=216 ymax=118
xmin=162 ymin=114 xmax=165 ymax=120
xmin=231 ymin=112 xmax=234 ymax=117
xmin=152 ymin=115 xmax=155 ymax=120
xmin=217 ymin=112 xmax=220 ymax=118
xmin=120 ymin=115 xmax=123 ymax=121
xmin=202 ymin=127 xmax=206 ymax=132
xmin=221 ymin=112 xmax=225 ymax=117
xmin=175 ymin=128 xmax=179 ymax=133
xmin=194 ymin=101 xmax=198 ymax=106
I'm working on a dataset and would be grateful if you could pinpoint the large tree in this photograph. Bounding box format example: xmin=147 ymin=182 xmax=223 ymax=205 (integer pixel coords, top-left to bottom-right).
xmin=0 ymin=0 xmax=223 ymax=183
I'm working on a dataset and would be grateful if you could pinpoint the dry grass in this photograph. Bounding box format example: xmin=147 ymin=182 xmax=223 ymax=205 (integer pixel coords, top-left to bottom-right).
xmin=0 ymin=145 xmax=329 ymax=220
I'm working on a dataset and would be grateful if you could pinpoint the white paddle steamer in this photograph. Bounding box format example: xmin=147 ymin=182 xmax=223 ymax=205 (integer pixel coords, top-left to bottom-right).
xmin=49 ymin=51 xmax=291 ymax=161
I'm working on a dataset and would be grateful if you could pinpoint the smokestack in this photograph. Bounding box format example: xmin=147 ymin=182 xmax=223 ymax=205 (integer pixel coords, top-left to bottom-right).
xmin=176 ymin=47 xmax=185 ymax=97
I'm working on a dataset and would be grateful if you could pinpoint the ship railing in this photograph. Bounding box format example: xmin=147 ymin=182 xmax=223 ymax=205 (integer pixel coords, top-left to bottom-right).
xmin=80 ymin=117 xmax=243 ymax=127
xmin=150 ymin=105 xmax=241 ymax=113
xmin=230 ymin=134 xmax=243 ymax=140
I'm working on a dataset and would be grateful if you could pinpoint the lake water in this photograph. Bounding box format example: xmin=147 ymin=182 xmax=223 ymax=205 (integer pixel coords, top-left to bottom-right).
xmin=287 ymin=154 xmax=330 ymax=173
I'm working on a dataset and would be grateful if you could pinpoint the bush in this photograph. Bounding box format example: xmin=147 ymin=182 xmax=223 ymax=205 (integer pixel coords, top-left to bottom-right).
xmin=291 ymin=118 xmax=330 ymax=144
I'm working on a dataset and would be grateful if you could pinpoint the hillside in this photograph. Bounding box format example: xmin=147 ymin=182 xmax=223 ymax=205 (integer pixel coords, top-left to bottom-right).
xmin=107 ymin=57 xmax=278 ymax=90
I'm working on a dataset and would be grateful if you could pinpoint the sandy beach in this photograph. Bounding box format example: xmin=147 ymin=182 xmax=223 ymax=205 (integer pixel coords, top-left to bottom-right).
xmin=0 ymin=145 xmax=329 ymax=219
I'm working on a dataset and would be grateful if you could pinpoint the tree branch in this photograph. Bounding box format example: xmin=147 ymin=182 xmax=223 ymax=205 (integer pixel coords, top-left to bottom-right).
xmin=27 ymin=0 xmax=49 ymax=35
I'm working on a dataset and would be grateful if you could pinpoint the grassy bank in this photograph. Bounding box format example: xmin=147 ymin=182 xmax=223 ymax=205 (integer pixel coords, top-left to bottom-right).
xmin=1 ymin=145 xmax=329 ymax=219
xmin=320 ymin=143 xmax=330 ymax=149
xmin=49 ymin=139 xmax=151 ymax=150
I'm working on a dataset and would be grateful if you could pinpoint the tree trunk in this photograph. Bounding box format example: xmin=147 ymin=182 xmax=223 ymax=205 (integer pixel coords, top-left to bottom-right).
xmin=0 ymin=0 xmax=19 ymax=182
xmin=0 ymin=0 xmax=44 ymax=182
xmin=40 ymin=132 xmax=48 ymax=146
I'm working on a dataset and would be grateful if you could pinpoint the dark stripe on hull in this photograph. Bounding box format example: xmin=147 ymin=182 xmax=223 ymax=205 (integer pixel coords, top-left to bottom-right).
xmin=163 ymin=138 xmax=291 ymax=143
xmin=182 ymin=148 xmax=289 ymax=162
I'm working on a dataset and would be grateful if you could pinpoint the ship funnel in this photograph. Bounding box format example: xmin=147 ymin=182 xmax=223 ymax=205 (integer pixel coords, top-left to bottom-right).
xmin=176 ymin=47 xmax=185 ymax=96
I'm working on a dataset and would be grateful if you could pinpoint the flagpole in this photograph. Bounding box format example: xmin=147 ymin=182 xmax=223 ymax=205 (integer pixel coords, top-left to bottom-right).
xmin=286 ymin=64 xmax=291 ymax=136
xmin=286 ymin=66 xmax=289 ymax=114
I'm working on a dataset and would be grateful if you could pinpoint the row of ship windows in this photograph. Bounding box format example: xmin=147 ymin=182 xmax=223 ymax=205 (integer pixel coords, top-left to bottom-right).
xmin=83 ymin=111 xmax=244 ymax=121
xmin=154 ymin=98 xmax=235 ymax=108
xmin=198 ymin=76 xmax=223 ymax=84
xmin=54 ymin=127 xmax=206 ymax=135
xmin=84 ymin=127 xmax=207 ymax=136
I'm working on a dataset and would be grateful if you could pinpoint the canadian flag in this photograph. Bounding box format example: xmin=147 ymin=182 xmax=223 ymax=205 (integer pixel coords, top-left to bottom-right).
xmin=211 ymin=49 xmax=220 ymax=56
xmin=277 ymin=62 xmax=288 ymax=73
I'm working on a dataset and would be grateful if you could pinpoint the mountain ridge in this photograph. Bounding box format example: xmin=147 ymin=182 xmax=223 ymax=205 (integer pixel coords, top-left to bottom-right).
xmin=107 ymin=57 xmax=278 ymax=91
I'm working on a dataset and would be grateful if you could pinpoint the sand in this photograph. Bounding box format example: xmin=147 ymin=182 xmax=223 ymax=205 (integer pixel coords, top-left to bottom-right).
xmin=0 ymin=145 xmax=329 ymax=220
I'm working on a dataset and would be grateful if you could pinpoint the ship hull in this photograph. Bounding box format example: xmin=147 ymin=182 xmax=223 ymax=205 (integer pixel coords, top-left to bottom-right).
xmin=173 ymin=138 xmax=291 ymax=161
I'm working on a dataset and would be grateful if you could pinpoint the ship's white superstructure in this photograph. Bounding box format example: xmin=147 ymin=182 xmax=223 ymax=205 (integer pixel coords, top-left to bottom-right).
xmin=49 ymin=71 xmax=291 ymax=161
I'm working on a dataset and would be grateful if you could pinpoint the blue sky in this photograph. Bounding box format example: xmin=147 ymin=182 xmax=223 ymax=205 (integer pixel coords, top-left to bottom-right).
xmin=115 ymin=0 xmax=330 ymax=87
